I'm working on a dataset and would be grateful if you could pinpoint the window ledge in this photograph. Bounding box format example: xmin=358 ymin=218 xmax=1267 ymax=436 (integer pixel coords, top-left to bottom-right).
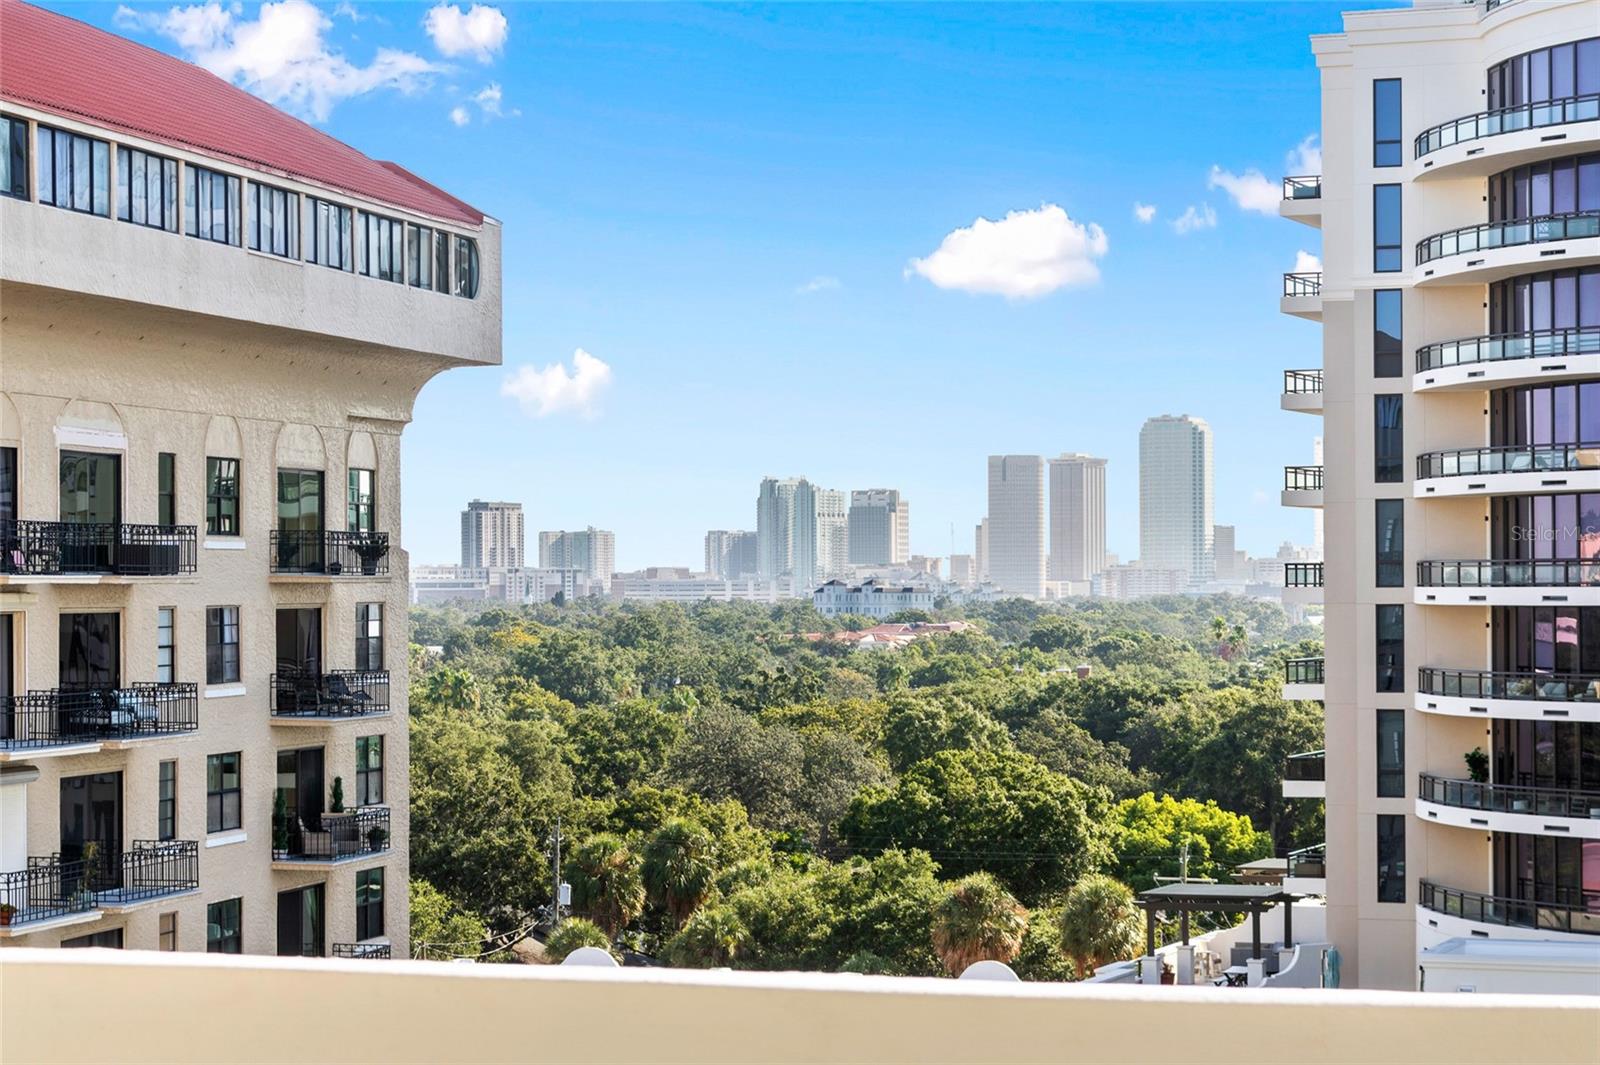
xmin=204 ymin=684 xmax=246 ymax=700
xmin=204 ymin=831 xmax=247 ymax=849
xmin=204 ymin=539 xmax=247 ymax=551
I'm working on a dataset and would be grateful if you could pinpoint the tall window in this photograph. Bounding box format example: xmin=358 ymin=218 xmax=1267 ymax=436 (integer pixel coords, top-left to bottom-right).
xmin=455 ymin=235 xmax=480 ymax=298
xmin=1374 ymin=289 xmax=1402 ymax=377
xmin=206 ymin=752 xmax=241 ymax=833
xmin=116 ymin=146 xmax=178 ymax=232
xmin=1373 ymin=184 xmax=1401 ymax=272
xmin=159 ymin=912 xmax=178 ymax=952
xmin=1376 ymin=815 xmax=1406 ymax=903
xmin=247 ymin=181 xmax=300 ymax=259
xmin=1376 ymin=604 xmax=1405 ymax=693
xmin=1373 ymin=78 xmax=1402 ymax=167
xmin=356 ymin=868 xmax=385 ymax=941
xmin=206 ymin=606 xmax=240 ymax=685
xmin=348 ymin=468 xmax=376 ymax=533
xmin=1488 ymin=38 xmax=1600 ymax=110
xmin=157 ymin=607 xmax=175 ymax=684
xmin=356 ymin=735 xmax=383 ymax=806
xmin=1376 ymin=709 xmax=1405 ymax=797
xmin=35 ymin=124 xmax=109 ymax=216
xmin=1376 ymin=499 xmax=1404 ymax=588
xmin=1375 ymin=395 xmax=1403 ymax=483
xmin=205 ymin=457 xmax=239 ymax=536
xmin=0 ymin=114 xmax=26 ymax=200
xmin=1487 ymin=154 xmax=1600 ymax=223
xmin=355 ymin=603 xmax=383 ymax=672
xmin=308 ymin=198 xmax=352 ymax=271
xmin=408 ymin=225 xmax=450 ymax=293
xmin=207 ymin=898 xmax=242 ymax=954
xmin=158 ymin=452 xmax=176 ymax=527
xmin=0 ymin=446 xmax=13 ymax=524
xmin=158 ymin=759 xmax=177 ymax=841
xmin=184 ymin=164 xmax=240 ymax=245
xmin=358 ymin=211 xmax=404 ymax=282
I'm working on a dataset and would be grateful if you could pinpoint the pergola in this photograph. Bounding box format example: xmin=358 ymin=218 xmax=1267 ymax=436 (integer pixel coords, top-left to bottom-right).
xmin=1136 ymin=883 xmax=1298 ymax=960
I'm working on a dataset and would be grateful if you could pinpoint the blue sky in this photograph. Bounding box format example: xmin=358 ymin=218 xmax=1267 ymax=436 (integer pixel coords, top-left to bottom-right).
xmin=77 ymin=1 xmax=1387 ymax=570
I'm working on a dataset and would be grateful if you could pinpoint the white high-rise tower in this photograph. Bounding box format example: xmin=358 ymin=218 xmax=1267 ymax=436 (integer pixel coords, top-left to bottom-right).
xmin=1138 ymin=415 xmax=1214 ymax=583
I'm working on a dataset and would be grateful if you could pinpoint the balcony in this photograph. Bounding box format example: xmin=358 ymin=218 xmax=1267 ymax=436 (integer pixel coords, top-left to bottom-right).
xmin=1414 ymin=211 xmax=1600 ymax=287
xmin=1279 ymin=176 xmax=1322 ymax=227
xmin=1281 ymin=465 xmax=1323 ymax=509
xmin=1414 ymin=327 xmax=1600 ymax=392
xmin=1283 ymin=750 xmax=1326 ymax=799
xmin=1284 ymin=843 xmax=1326 ymax=895
xmin=1415 ymin=558 xmax=1600 ymax=607
xmin=1414 ymin=443 xmax=1600 ymax=499
xmin=1280 ymin=369 xmax=1323 ymax=414
xmin=0 ymin=858 xmax=97 ymax=936
xmin=273 ymin=805 xmax=390 ymax=865
xmin=1417 ymin=773 xmax=1600 ymax=838
xmin=1417 ymin=666 xmax=1600 ymax=724
xmin=1280 ymin=272 xmax=1322 ymax=320
xmin=332 ymin=943 xmax=392 ymax=959
xmin=1283 ymin=656 xmax=1325 ymax=702
xmin=0 ymin=521 xmax=197 ymax=582
xmin=0 ymin=684 xmax=199 ymax=760
xmin=0 ymin=841 xmax=198 ymax=936
xmin=270 ymin=670 xmax=391 ymax=724
xmin=1419 ymin=879 xmax=1599 ymax=939
xmin=269 ymin=530 xmax=390 ymax=579
xmin=1413 ymin=93 xmax=1600 ymax=180
xmin=1282 ymin=561 xmax=1323 ymax=607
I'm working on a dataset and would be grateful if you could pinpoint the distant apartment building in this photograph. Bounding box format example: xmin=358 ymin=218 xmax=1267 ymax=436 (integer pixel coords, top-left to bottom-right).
xmin=538 ymin=527 xmax=615 ymax=585
xmin=756 ymin=476 xmax=845 ymax=590
xmin=0 ymin=2 xmax=502 ymax=956
xmin=1092 ymin=563 xmax=1188 ymax=601
xmin=973 ymin=519 xmax=990 ymax=583
xmin=1048 ymin=453 xmax=1107 ymax=582
xmin=704 ymin=530 xmax=758 ymax=580
xmin=949 ymin=554 xmax=977 ymax=587
xmin=460 ymin=499 xmax=524 ymax=570
xmin=847 ymin=489 xmax=911 ymax=566
xmin=1139 ymin=415 xmax=1214 ymax=584
xmin=986 ymin=456 xmax=1046 ymax=598
xmin=410 ymin=565 xmax=589 ymax=605
xmin=1213 ymin=524 xmax=1246 ymax=582
xmin=813 ymin=579 xmax=936 ymax=618
xmin=610 ymin=571 xmax=793 ymax=604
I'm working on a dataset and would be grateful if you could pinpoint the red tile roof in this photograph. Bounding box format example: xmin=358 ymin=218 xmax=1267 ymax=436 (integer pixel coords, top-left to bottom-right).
xmin=0 ymin=0 xmax=483 ymax=225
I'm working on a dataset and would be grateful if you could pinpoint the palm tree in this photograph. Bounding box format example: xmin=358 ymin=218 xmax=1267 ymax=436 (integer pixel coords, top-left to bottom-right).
xmin=567 ymin=834 xmax=645 ymax=937
xmin=1057 ymin=874 xmax=1144 ymax=978
xmin=544 ymin=917 xmax=612 ymax=964
xmin=642 ymin=818 xmax=716 ymax=926
xmin=929 ymin=872 xmax=1027 ymax=976
xmin=662 ymin=905 xmax=748 ymax=968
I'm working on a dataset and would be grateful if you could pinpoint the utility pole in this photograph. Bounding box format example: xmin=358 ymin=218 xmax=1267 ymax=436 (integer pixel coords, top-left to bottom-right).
xmin=551 ymin=815 xmax=563 ymax=928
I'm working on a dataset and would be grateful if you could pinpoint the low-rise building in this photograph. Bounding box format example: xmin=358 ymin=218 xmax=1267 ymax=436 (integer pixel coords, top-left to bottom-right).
xmin=813 ymin=579 xmax=936 ymax=618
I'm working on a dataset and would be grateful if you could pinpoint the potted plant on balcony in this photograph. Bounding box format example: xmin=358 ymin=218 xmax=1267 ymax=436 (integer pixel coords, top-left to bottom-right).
xmin=73 ymin=841 xmax=101 ymax=907
xmin=272 ymin=790 xmax=292 ymax=856
xmin=330 ymin=777 xmax=346 ymax=814
xmin=366 ymin=825 xmax=389 ymax=852
xmin=350 ymin=534 xmax=388 ymax=576
xmin=0 ymin=902 xmax=16 ymax=926
xmin=1464 ymin=747 xmax=1490 ymax=784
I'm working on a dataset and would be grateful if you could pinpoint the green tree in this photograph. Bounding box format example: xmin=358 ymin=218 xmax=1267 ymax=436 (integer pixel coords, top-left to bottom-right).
xmin=566 ymin=699 xmax=682 ymax=797
xmin=410 ymin=878 xmax=489 ymax=960
xmin=881 ymin=692 xmax=1009 ymax=772
xmin=666 ymin=705 xmax=806 ymax=829
xmin=1057 ymin=874 xmax=1143 ymax=978
xmin=1109 ymin=792 xmax=1273 ymax=891
xmin=544 ymin=918 xmax=612 ymax=963
xmin=662 ymin=905 xmax=750 ymax=968
xmin=642 ymin=818 xmax=717 ymax=925
xmin=1012 ymin=903 xmax=1076 ymax=982
xmin=929 ymin=872 xmax=1028 ymax=976
xmin=567 ymin=833 xmax=646 ymax=937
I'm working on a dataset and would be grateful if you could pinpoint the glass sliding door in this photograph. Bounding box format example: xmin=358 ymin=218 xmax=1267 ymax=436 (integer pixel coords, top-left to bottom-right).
xmin=59 ymin=450 xmax=120 ymax=572
xmin=60 ymin=770 xmax=122 ymax=892
xmin=276 ymin=884 xmax=325 ymax=957
xmin=275 ymin=469 xmax=324 ymax=572
xmin=59 ymin=612 xmax=119 ymax=690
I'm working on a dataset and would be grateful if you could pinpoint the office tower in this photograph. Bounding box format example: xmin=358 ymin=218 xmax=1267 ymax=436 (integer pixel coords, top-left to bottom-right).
xmin=1212 ymin=525 xmax=1237 ymax=581
xmin=1279 ymin=0 xmax=1600 ymax=990
xmin=1138 ymin=415 xmax=1214 ymax=583
xmin=538 ymin=528 xmax=616 ymax=584
xmin=986 ymin=456 xmax=1046 ymax=598
xmin=848 ymin=489 xmax=911 ymax=567
xmin=1048 ymin=454 xmax=1107 ymax=582
xmin=461 ymin=500 xmax=524 ymax=570
xmin=0 ymin=1 xmax=502 ymax=955
xmin=974 ymin=519 xmax=990 ymax=582
xmin=704 ymin=530 xmax=758 ymax=579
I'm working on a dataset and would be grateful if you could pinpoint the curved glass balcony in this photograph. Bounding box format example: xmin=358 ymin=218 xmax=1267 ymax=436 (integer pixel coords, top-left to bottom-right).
xmin=1414 ymin=93 xmax=1600 ymax=159
xmin=1416 ymin=211 xmax=1600 ymax=267
xmin=1415 ymin=443 xmax=1597 ymax=480
xmin=1419 ymin=879 xmax=1600 ymax=936
xmin=1416 ymin=327 xmax=1600 ymax=374
xmin=1418 ymin=772 xmax=1600 ymax=820
xmin=1417 ymin=667 xmax=1600 ymax=703
xmin=1282 ymin=176 xmax=1322 ymax=200
xmin=1416 ymin=558 xmax=1600 ymax=588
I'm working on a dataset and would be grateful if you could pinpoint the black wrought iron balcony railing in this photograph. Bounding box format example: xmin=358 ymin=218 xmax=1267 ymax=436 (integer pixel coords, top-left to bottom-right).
xmin=65 ymin=840 xmax=199 ymax=907
xmin=1284 ymin=562 xmax=1324 ymax=588
xmin=1415 ymin=442 xmax=1598 ymax=480
xmin=1416 ymin=211 xmax=1600 ymax=266
xmin=1419 ymin=879 xmax=1600 ymax=936
xmin=1283 ymin=465 xmax=1324 ymax=491
xmin=1416 ymin=327 xmax=1600 ymax=374
xmin=1 ymin=520 xmax=197 ymax=577
xmin=0 ymin=856 xmax=95 ymax=929
xmin=269 ymin=529 xmax=390 ymax=577
xmin=270 ymin=670 xmax=390 ymax=718
xmin=1282 ymin=272 xmax=1322 ymax=297
xmin=1284 ymin=657 xmax=1325 ymax=685
xmin=273 ymin=805 xmax=391 ymax=862
xmin=1418 ymin=772 xmax=1600 ymax=820
xmin=1418 ymin=666 xmax=1600 ymax=704
xmin=0 ymin=684 xmax=198 ymax=752
xmin=1415 ymin=93 xmax=1600 ymax=158
xmin=1287 ymin=844 xmax=1326 ymax=879
xmin=332 ymin=942 xmax=392 ymax=959
xmin=1282 ymin=175 xmax=1322 ymax=200
xmin=1283 ymin=369 xmax=1324 ymax=394
xmin=1284 ymin=750 xmax=1326 ymax=782
xmin=1417 ymin=558 xmax=1600 ymax=589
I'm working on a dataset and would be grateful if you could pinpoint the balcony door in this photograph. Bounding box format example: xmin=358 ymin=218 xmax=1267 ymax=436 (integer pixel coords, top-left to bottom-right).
xmin=276 ymin=469 xmax=323 ymax=571
xmin=59 ymin=451 xmax=121 ymax=572
xmin=276 ymin=746 xmax=325 ymax=832
xmin=60 ymin=770 xmax=122 ymax=887
xmin=276 ymin=608 xmax=321 ymax=676
xmin=276 ymin=883 xmax=325 ymax=957
xmin=59 ymin=612 xmax=119 ymax=690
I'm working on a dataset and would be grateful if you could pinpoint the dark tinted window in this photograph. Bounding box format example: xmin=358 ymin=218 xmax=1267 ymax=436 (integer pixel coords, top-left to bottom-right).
xmin=1376 ymin=815 xmax=1406 ymax=903
xmin=1376 ymin=499 xmax=1404 ymax=587
xmin=1373 ymin=184 xmax=1402 ymax=272
xmin=1377 ymin=709 xmax=1405 ymax=797
xmin=1374 ymin=289 xmax=1403 ymax=376
xmin=0 ymin=115 xmax=25 ymax=199
xmin=1377 ymin=604 xmax=1405 ymax=692
xmin=1375 ymin=394 xmax=1403 ymax=483
xmin=1373 ymin=79 xmax=1402 ymax=167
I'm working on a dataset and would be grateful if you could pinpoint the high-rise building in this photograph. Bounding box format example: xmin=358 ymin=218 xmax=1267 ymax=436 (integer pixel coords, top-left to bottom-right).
xmin=704 ymin=530 xmax=758 ymax=579
xmin=1047 ymin=454 xmax=1107 ymax=582
xmin=756 ymin=477 xmax=845 ymax=590
xmin=949 ymin=554 xmax=977 ymax=587
xmin=461 ymin=500 xmax=524 ymax=570
xmin=986 ymin=456 xmax=1046 ymax=598
xmin=974 ymin=518 xmax=990 ymax=583
xmin=0 ymin=0 xmax=501 ymax=955
xmin=1212 ymin=524 xmax=1242 ymax=582
xmin=1138 ymin=415 xmax=1214 ymax=583
xmin=847 ymin=489 xmax=911 ymax=567
xmin=538 ymin=528 xmax=616 ymax=584
xmin=756 ymin=477 xmax=800 ymax=580
xmin=1279 ymin=0 xmax=1600 ymax=990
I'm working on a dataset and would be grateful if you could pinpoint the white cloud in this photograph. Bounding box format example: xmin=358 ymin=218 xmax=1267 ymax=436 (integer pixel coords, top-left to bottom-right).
xmin=332 ymin=2 xmax=363 ymax=22
xmin=424 ymin=4 xmax=507 ymax=62
xmin=473 ymin=82 xmax=503 ymax=116
xmin=906 ymin=204 xmax=1108 ymax=300
xmin=1171 ymin=204 xmax=1217 ymax=234
xmin=116 ymin=1 xmax=437 ymax=122
xmin=795 ymin=276 xmax=840 ymax=295
xmin=1286 ymin=134 xmax=1322 ymax=176
xmin=1207 ymin=165 xmax=1278 ymax=215
xmin=1293 ymin=250 xmax=1323 ymax=274
xmin=449 ymin=105 xmax=471 ymax=127
xmin=1133 ymin=202 xmax=1156 ymax=224
xmin=501 ymin=349 xmax=614 ymax=419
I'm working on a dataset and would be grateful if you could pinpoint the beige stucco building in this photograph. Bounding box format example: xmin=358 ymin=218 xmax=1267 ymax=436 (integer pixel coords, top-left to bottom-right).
xmin=1280 ymin=0 xmax=1600 ymax=989
xmin=0 ymin=0 xmax=499 ymax=957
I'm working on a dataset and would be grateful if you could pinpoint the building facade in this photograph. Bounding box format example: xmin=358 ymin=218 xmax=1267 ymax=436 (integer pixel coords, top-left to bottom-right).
xmin=813 ymin=579 xmax=936 ymax=619
xmin=0 ymin=1 xmax=500 ymax=957
xmin=1047 ymin=453 xmax=1107 ymax=583
xmin=459 ymin=500 xmax=523 ymax=571
xmin=703 ymin=530 xmax=758 ymax=580
xmin=1139 ymin=415 xmax=1214 ymax=584
xmin=1282 ymin=0 xmax=1600 ymax=989
xmin=847 ymin=489 xmax=911 ymax=567
xmin=985 ymin=456 xmax=1046 ymax=598
xmin=755 ymin=477 xmax=844 ymax=590
xmin=537 ymin=528 xmax=615 ymax=585
xmin=610 ymin=572 xmax=793 ymax=604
